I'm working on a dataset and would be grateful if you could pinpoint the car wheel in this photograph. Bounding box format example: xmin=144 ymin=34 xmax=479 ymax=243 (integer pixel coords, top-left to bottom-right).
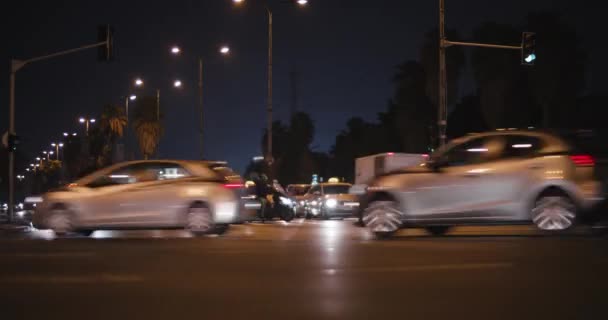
xmin=186 ymin=204 xmax=214 ymax=235
xmin=426 ymin=226 xmax=450 ymax=236
xmin=362 ymin=200 xmax=403 ymax=239
xmin=47 ymin=206 xmax=74 ymax=236
xmin=213 ymin=224 xmax=230 ymax=235
xmin=531 ymin=191 xmax=577 ymax=232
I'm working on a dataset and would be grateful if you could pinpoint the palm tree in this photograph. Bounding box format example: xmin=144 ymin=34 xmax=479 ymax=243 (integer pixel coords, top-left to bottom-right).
xmin=132 ymin=96 xmax=163 ymax=160
xmin=100 ymin=104 xmax=127 ymax=140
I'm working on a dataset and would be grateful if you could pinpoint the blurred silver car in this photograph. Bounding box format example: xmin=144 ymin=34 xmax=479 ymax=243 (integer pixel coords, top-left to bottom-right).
xmin=304 ymin=183 xmax=359 ymax=219
xmin=361 ymin=130 xmax=604 ymax=238
xmin=33 ymin=160 xmax=242 ymax=236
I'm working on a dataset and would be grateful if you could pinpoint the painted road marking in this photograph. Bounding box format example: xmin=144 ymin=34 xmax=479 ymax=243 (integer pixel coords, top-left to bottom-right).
xmin=322 ymin=262 xmax=513 ymax=275
xmin=0 ymin=274 xmax=143 ymax=284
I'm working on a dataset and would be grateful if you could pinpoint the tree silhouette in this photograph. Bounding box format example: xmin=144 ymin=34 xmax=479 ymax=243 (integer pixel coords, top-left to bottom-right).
xmin=132 ymin=96 xmax=163 ymax=160
xmin=524 ymin=12 xmax=587 ymax=129
xmin=471 ymin=22 xmax=537 ymax=129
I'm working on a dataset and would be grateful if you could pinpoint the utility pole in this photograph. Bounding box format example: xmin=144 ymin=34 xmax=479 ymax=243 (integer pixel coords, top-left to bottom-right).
xmin=438 ymin=0 xmax=448 ymax=147
xmin=198 ymin=57 xmax=204 ymax=159
xmin=266 ymin=7 xmax=274 ymax=164
xmin=437 ymin=0 xmax=525 ymax=147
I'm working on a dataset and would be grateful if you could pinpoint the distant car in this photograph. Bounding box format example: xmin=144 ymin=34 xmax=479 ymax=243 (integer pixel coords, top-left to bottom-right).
xmin=33 ymin=160 xmax=241 ymax=236
xmin=304 ymin=183 xmax=359 ymax=219
xmin=360 ymin=130 xmax=605 ymax=238
xmin=287 ymin=184 xmax=311 ymax=216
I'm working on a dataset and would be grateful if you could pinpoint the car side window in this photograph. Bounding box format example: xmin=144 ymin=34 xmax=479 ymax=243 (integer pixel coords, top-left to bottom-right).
xmin=502 ymin=135 xmax=543 ymax=159
xmin=85 ymin=163 xmax=190 ymax=188
xmin=440 ymin=137 xmax=504 ymax=167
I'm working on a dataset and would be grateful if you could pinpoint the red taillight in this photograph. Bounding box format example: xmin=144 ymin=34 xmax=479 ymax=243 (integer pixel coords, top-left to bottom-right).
xmin=224 ymin=183 xmax=244 ymax=189
xmin=570 ymin=154 xmax=595 ymax=167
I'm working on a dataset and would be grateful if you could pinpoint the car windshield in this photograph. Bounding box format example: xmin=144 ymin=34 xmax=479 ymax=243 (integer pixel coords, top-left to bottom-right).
xmin=323 ymin=185 xmax=351 ymax=194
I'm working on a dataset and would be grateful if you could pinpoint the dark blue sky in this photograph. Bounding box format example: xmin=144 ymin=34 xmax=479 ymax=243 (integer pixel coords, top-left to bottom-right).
xmin=1 ymin=0 xmax=604 ymax=173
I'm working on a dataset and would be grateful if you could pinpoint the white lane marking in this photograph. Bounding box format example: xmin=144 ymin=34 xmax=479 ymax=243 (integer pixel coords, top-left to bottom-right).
xmin=322 ymin=262 xmax=512 ymax=275
xmin=0 ymin=252 xmax=96 ymax=258
xmin=0 ymin=274 xmax=143 ymax=284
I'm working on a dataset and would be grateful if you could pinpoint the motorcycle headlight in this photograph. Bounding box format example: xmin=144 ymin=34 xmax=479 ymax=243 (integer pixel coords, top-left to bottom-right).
xmin=325 ymin=199 xmax=338 ymax=208
xmin=279 ymin=197 xmax=293 ymax=206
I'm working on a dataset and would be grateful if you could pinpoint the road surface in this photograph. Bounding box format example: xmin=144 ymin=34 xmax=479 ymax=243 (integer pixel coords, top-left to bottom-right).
xmin=0 ymin=219 xmax=607 ymax=319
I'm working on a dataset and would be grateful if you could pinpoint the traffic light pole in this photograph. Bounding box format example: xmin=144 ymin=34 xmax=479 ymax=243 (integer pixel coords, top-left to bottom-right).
xmin=6 ymin=40 xmax=107 ymax=222
xmin=438 ymin=0 xmax=523 ymax=147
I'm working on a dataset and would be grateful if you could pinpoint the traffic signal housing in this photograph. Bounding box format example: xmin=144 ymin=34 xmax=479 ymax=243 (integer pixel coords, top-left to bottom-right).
xmin=7 ymin=133 xmax=19 ymax=152
xmin=522 ymin=32 xmax=536 ymax=66
xmin=97 ymin=24 xmax=114 ymax=62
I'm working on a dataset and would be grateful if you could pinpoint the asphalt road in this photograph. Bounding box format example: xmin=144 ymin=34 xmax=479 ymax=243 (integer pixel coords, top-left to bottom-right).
xmin=1 ymin=219 xmax=607 ymax=320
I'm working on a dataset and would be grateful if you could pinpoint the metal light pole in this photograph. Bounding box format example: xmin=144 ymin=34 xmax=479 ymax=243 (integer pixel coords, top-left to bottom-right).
xmin=156 ymin=89 xmax=160 ymax=121
xmin=438 ymin=0 xmax=448 ymax=147
xmin=266 ymin=7 xmax=274 ymax=164
xmin=199 ymin=57 xmax=204 ymax=159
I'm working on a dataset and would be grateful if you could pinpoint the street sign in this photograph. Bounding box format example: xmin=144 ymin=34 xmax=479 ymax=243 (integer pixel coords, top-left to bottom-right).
xmin=2 ymin=132 xmax=8 ymax=148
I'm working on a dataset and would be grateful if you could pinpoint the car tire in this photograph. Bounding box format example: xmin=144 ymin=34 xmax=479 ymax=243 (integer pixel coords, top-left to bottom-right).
xmin=186 ymin=203 xmax=214 ymax=235
xmin=362 ymin=200 xmax=403 ymax=239
xmin=425 ymin=226 xmax=450 ymax=236
xmin=47 ymin=205 xmax=75 ymax=236
xmin=531 ymin=189 xmax=577 ymax=232
xmin=213 ymin=224 xmax=230 ymax=235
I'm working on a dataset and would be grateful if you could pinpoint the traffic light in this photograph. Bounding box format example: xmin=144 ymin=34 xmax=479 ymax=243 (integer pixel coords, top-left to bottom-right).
xmin=7 ymin=134 xmax=19 ymax=152
xmin=522 ymin=32 xmax=536 ymax=66
xmin=97 ymin=24 xmax=114 ymax=62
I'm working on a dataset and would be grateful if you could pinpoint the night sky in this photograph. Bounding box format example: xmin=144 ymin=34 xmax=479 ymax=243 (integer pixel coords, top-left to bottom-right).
xmin=1 ymin=0 xmax=605 ymax=173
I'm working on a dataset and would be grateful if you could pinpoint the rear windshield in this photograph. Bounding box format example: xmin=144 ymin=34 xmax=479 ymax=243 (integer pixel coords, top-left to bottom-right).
xmin=323 ymin=185 xmax=351 ymax=194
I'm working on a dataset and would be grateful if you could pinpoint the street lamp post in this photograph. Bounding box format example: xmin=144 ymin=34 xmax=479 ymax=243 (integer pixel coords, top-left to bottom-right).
xmin=79 ymin=117 xmax=96 ymax=136
xmin=170 ymin=45 xmax=230 ymax=159
xmin=233 ymin=0 xmax=307 ymax=164
xmin=51 ymin=143 xmax=64 ymax=160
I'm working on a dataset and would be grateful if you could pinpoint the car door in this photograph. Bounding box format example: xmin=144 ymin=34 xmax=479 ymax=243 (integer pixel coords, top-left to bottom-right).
xmin=413 ymin=136 xmax=505 ymax=220
xmin=78 ymin=164 xmax=141 ymax=226
xmin=469 ymin=134 xmax=546 ymax=219
xmin=111 ymin=162 xmax=192 ymax=227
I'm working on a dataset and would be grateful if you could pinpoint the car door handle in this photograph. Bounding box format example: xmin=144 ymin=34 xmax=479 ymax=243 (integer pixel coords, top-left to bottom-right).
xmin=528 ymin=164 xmax=544 ymax=170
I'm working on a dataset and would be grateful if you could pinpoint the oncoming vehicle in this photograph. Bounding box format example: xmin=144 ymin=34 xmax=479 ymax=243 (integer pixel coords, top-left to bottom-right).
xmin=287 ymin=184 xmax=311 ymax=216
xmin=33 ymin=160 xmax=241 ymax=236
xmin=304 ymin=183 xmax=359 ymax=219
xmin=360 ymin=130 xmax=605 ymax=238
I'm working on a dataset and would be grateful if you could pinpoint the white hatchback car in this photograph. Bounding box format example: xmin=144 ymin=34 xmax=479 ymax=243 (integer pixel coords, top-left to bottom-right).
xmin=360 ymin=130 xmax=605 ymax=238
xmin=33 ymin=160 xmax=242 ymax=236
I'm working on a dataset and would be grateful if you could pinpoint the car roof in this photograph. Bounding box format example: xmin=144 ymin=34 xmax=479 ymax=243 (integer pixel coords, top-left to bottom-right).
xmin=319 ymin=183 xmax=352 ymax=186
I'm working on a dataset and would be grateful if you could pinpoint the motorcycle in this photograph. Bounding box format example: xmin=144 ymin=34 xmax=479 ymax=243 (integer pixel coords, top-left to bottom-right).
xmin=257 ymin=184 xmax=296 ymax=222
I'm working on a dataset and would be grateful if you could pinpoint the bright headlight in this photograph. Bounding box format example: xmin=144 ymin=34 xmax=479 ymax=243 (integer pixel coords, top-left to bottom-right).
xmin=311 ymin=200 xmax=318 ymax=206
xmin=279 ymin=197 xmax=293 ymax=206
xmin=325 ymin=199 xmax=338 ymax=208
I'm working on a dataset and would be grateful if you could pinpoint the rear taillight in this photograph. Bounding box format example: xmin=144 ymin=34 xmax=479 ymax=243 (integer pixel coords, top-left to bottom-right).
xmin=570 ymin=154 xmax=595 ymax=167
xmin=224 ymin=183 xmax=244 ymax=189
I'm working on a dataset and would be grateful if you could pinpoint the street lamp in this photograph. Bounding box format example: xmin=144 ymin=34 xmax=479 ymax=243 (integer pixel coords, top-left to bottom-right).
xmin=51 ymin=142 xmax=64 ymax=160
xmin=79 ymin=117 xmax=96 ymax=136
xmin=219 ymin=46 xmax=230 ymax=55
xmin=170 ymin=44 xmax=232 ymax=159
xmin=233 ymin=0 xmax=308 ymax=165
xmin=135 ymin=78 xmax=144 ymax=87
